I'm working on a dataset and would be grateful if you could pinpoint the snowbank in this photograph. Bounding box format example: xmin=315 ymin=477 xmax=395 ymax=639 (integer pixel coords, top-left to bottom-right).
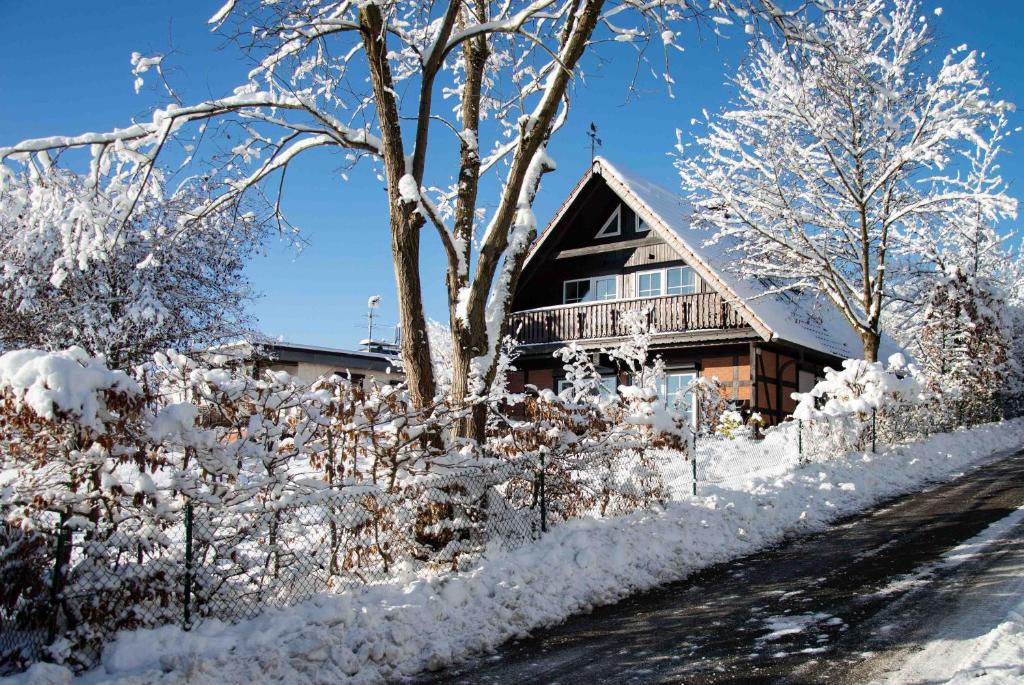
xmin=8 ymin=419 xmax=1024 ymax=685
xmin=874 ymin=504 xmax=1024 ymax=684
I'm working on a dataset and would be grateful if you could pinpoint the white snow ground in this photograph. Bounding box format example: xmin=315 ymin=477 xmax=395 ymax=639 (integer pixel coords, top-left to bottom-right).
xmin=868 ymin=505 xmax=1024 ymax=685
xmin=6 ymin=419 xmax=1024 ymax=685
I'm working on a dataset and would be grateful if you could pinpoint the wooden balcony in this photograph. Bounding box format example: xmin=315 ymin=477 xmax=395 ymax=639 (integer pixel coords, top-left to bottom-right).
xmin=510 ymin=292 xmax=747 ymax=346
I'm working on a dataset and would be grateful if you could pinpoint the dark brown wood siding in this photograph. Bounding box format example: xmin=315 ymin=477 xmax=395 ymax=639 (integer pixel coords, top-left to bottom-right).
xmin=513 ymin=179 xmax=707 ymax=310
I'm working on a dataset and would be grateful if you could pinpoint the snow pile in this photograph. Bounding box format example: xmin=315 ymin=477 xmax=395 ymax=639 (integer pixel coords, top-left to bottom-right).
xmin=0 ymin=347 xmax=140 ymax=431
xmin=12 ymin=418 xmax=1021 ymax=685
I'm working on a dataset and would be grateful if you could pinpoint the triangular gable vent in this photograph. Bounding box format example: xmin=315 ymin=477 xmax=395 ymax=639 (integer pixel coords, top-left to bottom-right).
xmin=594 ymin=205 xmax=621 ymax=238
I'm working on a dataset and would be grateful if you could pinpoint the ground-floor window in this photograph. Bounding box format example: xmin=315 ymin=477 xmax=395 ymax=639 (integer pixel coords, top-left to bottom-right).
xmin=557 ymin=375 xmax=617 ymax=401
xmin=659 ymin=371 xmax=697 ymax=427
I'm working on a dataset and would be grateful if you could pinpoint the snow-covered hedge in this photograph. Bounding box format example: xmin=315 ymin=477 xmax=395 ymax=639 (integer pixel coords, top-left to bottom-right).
xmin=16 ymin=418 xmax=1024 ymax=685
xmin=0 ymin=345 xmax=689 ymax=673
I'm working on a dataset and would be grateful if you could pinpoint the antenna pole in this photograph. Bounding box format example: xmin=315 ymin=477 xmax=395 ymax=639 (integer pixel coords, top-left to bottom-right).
xmin=366 ymin=307 xmax=375 ymax=350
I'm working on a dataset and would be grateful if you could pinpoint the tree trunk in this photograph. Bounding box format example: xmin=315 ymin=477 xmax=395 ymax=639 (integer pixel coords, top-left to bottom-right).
xmin=392 ymin=208 xmax=437 ymax=408
xmin=360 ymin=4 xmax=436 ymax=408
xmin=448 ymin=0 xmax=606 ymax=444
xmin=861 ymin=330 xmax=881 ymax=363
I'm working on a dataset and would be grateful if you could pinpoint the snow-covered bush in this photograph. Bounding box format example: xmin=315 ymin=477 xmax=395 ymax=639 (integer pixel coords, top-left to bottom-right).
xmin=0 ymin=341 xmax=694 ymax=670
xmin=793 ymin=354 xmax=927 ymax=456
xmin=691 ymin=375 xmax=728 ymax=435
xmin=489 ymin=315 xmax=691 ymax=522
xmin=715 ymin=408 xmax=745 ymax=439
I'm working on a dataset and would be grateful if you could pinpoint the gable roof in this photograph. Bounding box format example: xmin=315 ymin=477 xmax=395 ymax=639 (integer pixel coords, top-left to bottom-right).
xmin=524 ymin=157 xmax=901 ymax=361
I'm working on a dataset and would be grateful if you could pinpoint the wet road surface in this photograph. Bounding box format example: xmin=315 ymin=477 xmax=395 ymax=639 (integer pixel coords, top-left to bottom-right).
xmin=418 ymin=447 xmax=1024 ymax=684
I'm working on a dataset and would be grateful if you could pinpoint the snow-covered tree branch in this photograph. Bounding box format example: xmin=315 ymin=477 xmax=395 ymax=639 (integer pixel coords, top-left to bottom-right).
xmin=1 ymin=0 xmax=817 ymax=441
xmin=0 ymin=165 xmax=274 ymax=366
xmin=675 ymin=0 xmax=1018 ymax=361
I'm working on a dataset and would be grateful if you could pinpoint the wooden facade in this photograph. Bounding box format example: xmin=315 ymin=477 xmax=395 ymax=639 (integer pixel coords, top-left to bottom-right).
xmin=508 ymin=170 xmax=844 ymax=425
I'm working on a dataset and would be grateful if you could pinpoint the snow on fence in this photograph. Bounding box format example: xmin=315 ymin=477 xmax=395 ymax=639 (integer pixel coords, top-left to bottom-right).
xmin=0 ymin=465 xmax=543 ymax=672
xmin=1 ymin=347 xmax=1022 ymax=676
xmin=1 ymin=447 xmax=683 ymax=674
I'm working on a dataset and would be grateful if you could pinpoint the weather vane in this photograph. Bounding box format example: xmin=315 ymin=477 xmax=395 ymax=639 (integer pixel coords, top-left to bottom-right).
xmin=588 ymin=122 xmax=602 ymax=161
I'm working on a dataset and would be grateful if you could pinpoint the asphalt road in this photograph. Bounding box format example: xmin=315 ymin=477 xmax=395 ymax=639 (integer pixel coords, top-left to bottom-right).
xmin=418 ymin=447 xmax=1024 ymax=684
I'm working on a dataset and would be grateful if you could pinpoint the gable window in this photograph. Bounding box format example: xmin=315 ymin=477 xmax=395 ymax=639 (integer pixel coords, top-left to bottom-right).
xmin=636 ymin=266 xmax=697 ymax=297
xmin=564 ymin=276 xmax=617 ymax=304
xmin=635 ymin=214 xmax=650 ymax=233
xmin=594 ymin=205 xmax=622 ymax=239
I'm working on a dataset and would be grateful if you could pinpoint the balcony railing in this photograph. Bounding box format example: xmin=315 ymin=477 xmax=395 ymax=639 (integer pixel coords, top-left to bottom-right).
xmin=510 ymin=292 xmax=747 ymax=346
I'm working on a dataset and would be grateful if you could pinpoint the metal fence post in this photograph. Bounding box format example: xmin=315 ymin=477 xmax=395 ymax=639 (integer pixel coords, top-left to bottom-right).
xmin=183 ymin=500 xmax=193 ymax=631
xmin=798 ymin=420 xmax=803 ymax=462
xmin=46 ymin=512 xmax=69 ymax=648
xmin=539 ymin=453 xmax=547 ymax=534
xmin=691 ymin=433 xmax=698 ymax=496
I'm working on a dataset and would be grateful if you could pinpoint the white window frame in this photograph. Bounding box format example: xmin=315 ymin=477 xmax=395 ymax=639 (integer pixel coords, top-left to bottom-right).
xmin=594 ymin=205 xmax=622 ymax=238
xmin=635 ymin=213 xmax=650 ymax=233
xmin=635 ymin=265 xmax=698 ymax=298
xmin=660 ymin=371 xmax=698 ymax=427
xmin=563 ymin=275 xmax=618 ymax=304
xmin=636 ymin=270 xmax=663 ymax=298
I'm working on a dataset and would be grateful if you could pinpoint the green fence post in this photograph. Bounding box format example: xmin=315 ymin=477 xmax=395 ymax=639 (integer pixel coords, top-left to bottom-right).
xmin=798 ymin=420 xmax=803 ymax=462
xmin=539 ymin=453 xmax=547 ymax=534
xmin=691 ymin=433 xmax=698 ymax=496
xmin=871 ymin=408 xmax=877 ymax=453
xmin=46 ymin=512 xmax=69 ymax=648
xmin=183 ymin=500 xmax=193 ymax=631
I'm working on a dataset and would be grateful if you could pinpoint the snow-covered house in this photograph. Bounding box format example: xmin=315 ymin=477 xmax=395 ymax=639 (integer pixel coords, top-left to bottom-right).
xmin=508 ymin=158 xmax=898 ymax=424
xmin=211 ymin=341 xmax=403 ymax=387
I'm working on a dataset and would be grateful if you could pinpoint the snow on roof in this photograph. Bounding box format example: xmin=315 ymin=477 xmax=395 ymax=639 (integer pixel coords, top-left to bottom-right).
xmin=208 ymin=340 xmax=400 ymax=361
xmin=535 ymin=157 xmax=901 ymax=361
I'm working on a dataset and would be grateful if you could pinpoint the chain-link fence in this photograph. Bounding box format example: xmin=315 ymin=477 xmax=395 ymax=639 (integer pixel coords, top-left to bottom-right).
xmin=1 ymin=465 xmax=544 ymax=674
xmin=4 ymin=394 xmax=1024 ymax=675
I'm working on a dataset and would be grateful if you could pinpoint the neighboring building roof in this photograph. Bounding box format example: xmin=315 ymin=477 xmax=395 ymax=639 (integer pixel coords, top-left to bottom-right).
xmin=212 ymin=340 xmax=403 ymax=374
xmin=524 ymin=158 xmax=902 ymax=362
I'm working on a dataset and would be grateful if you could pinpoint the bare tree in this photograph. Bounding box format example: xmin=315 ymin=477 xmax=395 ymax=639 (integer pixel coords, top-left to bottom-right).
xmin=0 ymin=0 xmax=808 ymax=439
xmin=676 ymin=0 xmax=1017 ymax=361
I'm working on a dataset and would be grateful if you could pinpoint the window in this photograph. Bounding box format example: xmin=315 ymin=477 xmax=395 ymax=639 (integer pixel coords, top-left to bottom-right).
xmin=564 ymin=276 xmax=617 ymax=304
xmin=636 ymin=266 xmax=697 ymax=297
xmin=666 ymin=266 xmax=697 ymax=295
xmin=635 ymin=214 xmax=650 ymax=233
xmin=659 ymin=371 xmax=697 ymax=426
xmin=637 ymin=271 xmax=662 ymax=297
xmin=558 ymin=375 xmax=617 ymax=401
xmin=594 ymin=205 xmax=622 ymax=238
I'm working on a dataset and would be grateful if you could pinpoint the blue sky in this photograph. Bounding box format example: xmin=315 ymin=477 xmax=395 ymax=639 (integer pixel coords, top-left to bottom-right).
xmin=1 ymin=1 xmax=1021 ymax=350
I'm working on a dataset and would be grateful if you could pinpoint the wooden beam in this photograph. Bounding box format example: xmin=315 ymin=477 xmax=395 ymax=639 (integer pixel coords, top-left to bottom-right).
xmin=554 ymin=236 xmax=665 ymax=259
